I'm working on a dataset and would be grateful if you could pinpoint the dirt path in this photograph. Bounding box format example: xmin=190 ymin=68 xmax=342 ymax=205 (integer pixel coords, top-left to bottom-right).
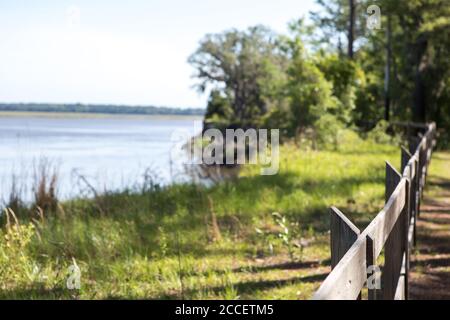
xmin=409 ymin=152 xmax=450 ymax=299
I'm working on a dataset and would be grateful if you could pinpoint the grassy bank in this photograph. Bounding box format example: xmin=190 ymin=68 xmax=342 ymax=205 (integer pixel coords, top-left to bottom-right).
xmin=1 ymin=134 xmax=404 ymax=299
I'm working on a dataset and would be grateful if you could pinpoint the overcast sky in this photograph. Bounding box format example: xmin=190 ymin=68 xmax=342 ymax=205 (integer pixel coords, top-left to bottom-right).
xmin=0 ymin=0 xmax=318 ymax=108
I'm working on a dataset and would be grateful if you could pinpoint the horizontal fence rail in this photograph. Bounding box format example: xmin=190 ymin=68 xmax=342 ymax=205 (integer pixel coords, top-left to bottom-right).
xmin=313 ymin=122 xmax=437 ymax=300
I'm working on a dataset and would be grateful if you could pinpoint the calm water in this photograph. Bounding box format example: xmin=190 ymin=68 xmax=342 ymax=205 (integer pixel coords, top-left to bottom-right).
xmin=0 ymin=115 xmax=202 ymax=201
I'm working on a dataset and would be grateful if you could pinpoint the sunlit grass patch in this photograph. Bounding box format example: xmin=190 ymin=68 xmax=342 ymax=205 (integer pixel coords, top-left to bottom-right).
xmin=0 ymin=139 xmax=403 ymax=299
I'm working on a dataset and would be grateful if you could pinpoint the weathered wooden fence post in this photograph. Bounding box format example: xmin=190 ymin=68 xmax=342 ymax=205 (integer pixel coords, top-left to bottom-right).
xmin=366 ymin=234 xmax=377 ymax=300
xmin=409 ymin=137 xmax=422 ymax=220
xmin=420 ymin=136 xmax=427 ymax=197
xmin=408 ymin=138 xmax=421 ymax=247
xmin=330 ymin=207 xmax=360 ymax=268
xmin=401 ymin=148 xmax=412 ymax=300
xmin=382 ymin=162 xmax=403 ymax=300
xmin=413 ymin=155 xmax=419 ymax=246
xmin=330 ymin=207 xmax=361 ymax=299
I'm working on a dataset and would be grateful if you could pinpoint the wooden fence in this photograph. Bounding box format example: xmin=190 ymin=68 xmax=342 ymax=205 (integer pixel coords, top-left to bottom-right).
xmin=313 ymin=122 xmax=437 ymax=300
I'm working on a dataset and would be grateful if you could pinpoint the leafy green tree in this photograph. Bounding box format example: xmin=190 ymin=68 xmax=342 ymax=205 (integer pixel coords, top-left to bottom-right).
xmin=310 ymin=0 xmax=368 ymax=58
xmin=203 ymin=90 xmax=233 ymax=130
xmin=373 ymin=0 xmax=450 ymax=128
xmin=188 ymin=26 xmax=288 ymax=128
xmin=312 ymin=0 xmax=450 ymax=140
xmin=190 ymin=0 xmax=450 ymax=148
xmin=283 ymin=27 xmax=342 ymax=137
xmin=315 ymin=53 xmax=364 ymax=125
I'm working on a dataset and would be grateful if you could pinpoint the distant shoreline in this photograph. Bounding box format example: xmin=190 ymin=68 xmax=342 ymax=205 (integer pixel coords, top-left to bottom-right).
xmin=0 ymin=110 xmax=204 ymax=120
xmin=0 ymin=103 xmax=205 ymax=117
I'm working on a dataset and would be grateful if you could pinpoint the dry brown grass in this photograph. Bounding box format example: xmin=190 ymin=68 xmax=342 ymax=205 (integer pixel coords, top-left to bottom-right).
xmin=32 ymin=159 xmax=59 ymax=213
xmin=6 ymin=174 xmax=25 ymax=215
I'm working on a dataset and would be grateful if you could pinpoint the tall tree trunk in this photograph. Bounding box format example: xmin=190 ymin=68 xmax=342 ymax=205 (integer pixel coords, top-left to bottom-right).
xmin=338 ymin=36 xmax=344 ymax=56
xmin=413 ymin=35 xmax=428 ymax=122
xmin=348 ymin=0 xmax=356 ymax=59
xmin=384 ymin=15 xmax=392 ymax=121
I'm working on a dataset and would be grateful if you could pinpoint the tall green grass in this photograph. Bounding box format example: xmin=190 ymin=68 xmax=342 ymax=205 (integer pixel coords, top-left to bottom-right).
xmin=0 ymin=134 xmax=405 ymax=299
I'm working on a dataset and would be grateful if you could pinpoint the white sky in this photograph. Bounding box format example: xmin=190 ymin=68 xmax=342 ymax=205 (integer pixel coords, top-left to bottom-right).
xmin=0 ymin=0 xmax=318 ymax=108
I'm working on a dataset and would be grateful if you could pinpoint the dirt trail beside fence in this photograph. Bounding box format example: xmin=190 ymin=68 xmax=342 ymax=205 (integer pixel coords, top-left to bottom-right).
xmin=410 ymin=152 xmax=450 ymax=299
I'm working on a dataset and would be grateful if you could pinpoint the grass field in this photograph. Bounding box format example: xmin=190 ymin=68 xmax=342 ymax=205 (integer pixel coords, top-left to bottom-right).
xmin=0 ymin=133 xmax=406 ymax=299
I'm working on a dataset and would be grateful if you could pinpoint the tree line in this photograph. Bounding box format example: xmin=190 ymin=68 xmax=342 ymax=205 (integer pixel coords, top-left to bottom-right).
xmin=0 ymin=103 xmax=205 ymax=116
xmin=189 ymin=0 xmax=450 ymax=148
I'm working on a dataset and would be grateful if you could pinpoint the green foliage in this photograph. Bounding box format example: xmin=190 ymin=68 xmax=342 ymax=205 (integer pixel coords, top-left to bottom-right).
xmin=315 ymin=53 xmax=363 ymax=125
xmin=314 ymin=114 xmax=344 ymax=149
xmin=0 ymin=218 xmax=35 ymax=287
xmin=189 ymin=11 xmax=450 ymax=150
xmin=190 ymin=23 xmax=355 ymax=147
xmin=157 ymin=226 xmax=169 ymax=258
xmin=366 ymin=120 xmax=400 ymax=145
xmin=255 ymin=211 xmax=302 ymax=261
xmin=310 ymin=0 xmax=368 ymax=55
xmin=285 ymin=37 xmax=340 ymax=133
xmin=308 ymin=0 xmax=450 ymax=144
xmin=271 ymin=212 xmax=301 ymax=262
xmin=261 ymin=105 xmax=293 ymax=138
xmin=203 ymin=90 xmax=234 ymax=130
xmin=189 ymin=25 xmax=288 ymax=127
xmin=352 ymin=50 xmax=385 ymax=126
